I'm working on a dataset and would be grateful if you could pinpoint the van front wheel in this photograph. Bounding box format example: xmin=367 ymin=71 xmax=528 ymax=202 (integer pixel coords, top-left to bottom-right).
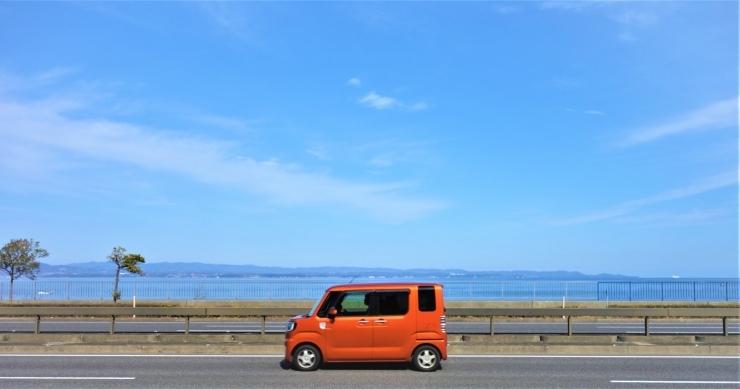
xmin=412 ymin=345 xmax=440 ymax=372
xmin=292 ymin=344 xmax=321 ymax=372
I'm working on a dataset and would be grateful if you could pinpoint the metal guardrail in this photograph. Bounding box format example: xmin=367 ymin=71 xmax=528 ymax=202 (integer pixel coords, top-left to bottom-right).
xmin=3 ymin=280 xmax=738 ymax=301
xmin=0 ymin=307 xmax=736 ymax=337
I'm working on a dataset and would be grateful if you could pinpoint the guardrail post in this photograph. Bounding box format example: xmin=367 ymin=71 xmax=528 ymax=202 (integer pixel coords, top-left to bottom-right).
xmin=110 ymin=315 xmax=115 ymax=334
xmin=723 ymin=317 xmax=728 ymax=336
xmin=644 ymin=316 xmax=649 ymax=336
xmin=489 ymin=317 xmax=494 ymax=336
xmin=35 ymin=315 xmax=40 ymax=334
xmin=567 ymin=316 xmax=572 ymax=336
xmin=185 ymin=316 xmax=190 ymax=335
xmin=261 ymin=316 xmax=266 ymax=335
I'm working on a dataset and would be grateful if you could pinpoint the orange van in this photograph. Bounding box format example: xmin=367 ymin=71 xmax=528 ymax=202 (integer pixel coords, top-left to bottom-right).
xmin=284 ymin=283 xmax=447 ymax=371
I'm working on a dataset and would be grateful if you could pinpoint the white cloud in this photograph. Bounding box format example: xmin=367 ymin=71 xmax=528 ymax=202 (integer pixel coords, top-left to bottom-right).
xmin=618 ymin=31 xmax=639 ymax=42
xmin=359 ymin=92 xmax=400 ymax=110
xmin=367 ymin=153 xmax=399 ymax=167
xmin=358 ymin=91 xmax=427 ymax=111
xmin=348 ymin=78 xmax=361 ymax=86
xmin=558 ymin=171 xmax=738 ymax=225
xmin=493 ymin=4 xmax=519 ymax=14
xmin=0 ymin=67 xmax=79 ymax=92
xmin=409 ymin=102 xmax=428 ymax=111
xmin=0 ymin=97 xmax=446 ymax=223
xmin=585 ymin=110 xmax=604 ymax=115
xmin=620 ymin=98 xmax=738 ymax=146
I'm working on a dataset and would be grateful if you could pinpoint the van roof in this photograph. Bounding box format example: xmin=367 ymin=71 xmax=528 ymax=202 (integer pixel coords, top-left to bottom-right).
xmin=326 ymin=282 xmax=443 ymax=291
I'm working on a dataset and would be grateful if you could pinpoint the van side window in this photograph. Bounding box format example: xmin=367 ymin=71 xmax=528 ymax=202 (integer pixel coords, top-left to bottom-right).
xmin=317 ymin=291 xmax=340 ymax=318
xmin=377 ymin=291 xmax=409 ymax=316
xmin=334 ymin=291 xmax=371 ymax=316
xmin=418 ymin=286 xmax=436 ymax=312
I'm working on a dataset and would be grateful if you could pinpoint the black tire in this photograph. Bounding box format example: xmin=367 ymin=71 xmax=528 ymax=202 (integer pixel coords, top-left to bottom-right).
xmin=292 ymin=344 xmax=321 ymax=372
xmin=412 ymin=345 xmax=440 ymax=372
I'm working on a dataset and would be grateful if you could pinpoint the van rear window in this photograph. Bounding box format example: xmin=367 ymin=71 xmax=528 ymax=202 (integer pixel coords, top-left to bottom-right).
xmin=418 ymin=286 xmax=436 ymax=312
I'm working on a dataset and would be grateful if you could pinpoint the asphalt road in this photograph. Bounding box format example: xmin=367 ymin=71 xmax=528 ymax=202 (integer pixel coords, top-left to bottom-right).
xmin=0 ymin=320 xmax=736 ymax=335
xmin=0 ymin=355 xmax=737 ymax=389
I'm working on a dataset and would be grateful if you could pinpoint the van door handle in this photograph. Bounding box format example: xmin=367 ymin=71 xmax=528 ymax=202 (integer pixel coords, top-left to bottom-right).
xmin=358 ymin=319 xmax=369 ymax=324
xmin=374 ymin=319 xmax=387 ymax=324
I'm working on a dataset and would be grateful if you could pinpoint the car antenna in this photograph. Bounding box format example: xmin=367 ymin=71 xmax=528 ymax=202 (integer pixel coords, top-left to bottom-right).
xmin=349 ymin=276 xmax=357 ymax=283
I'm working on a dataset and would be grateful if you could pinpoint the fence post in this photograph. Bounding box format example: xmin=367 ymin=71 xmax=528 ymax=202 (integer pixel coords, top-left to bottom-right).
xmin=533 ymin=283 xmax=536 ymax=301
xmin=269 ymin=283 xmax=273 ymax=300
xmin=110 ymin=316 xmax=115 ymax=334
xmin=597 ymin=282 xmax=600 ymax=301
xmin=100 ymin=282 xmax=103 ymax=300
xmin=35 ymin=315 xmax=41 ymax=334
xmin=185 ymin=316 xmax=190 ymax=335
xmin=567 ymin=316 xmax=572 ymax=336
xmin=167 ymin=282 xmax=171 ymax=300
xmin=644 ymin=316 xmax=649 ymax=336
xmin=500 ymin=282 xmax=504 ymax=300
xmin=67 ymin=282 xmax=70 ymax=300
xmin=629 ymin=282 xmax=632 ymax=301
xmin=726 ymin=283 xmax=729 ymax=301
xmin=565 ymin=283 xmax=568 ymax=301
xmin=723 ymin=317 xmax=728 ymax=336
xmin=661 ymin=282 xmax=664 ymax=301
xmin=489 ymin=317 xmax=495 ymax=336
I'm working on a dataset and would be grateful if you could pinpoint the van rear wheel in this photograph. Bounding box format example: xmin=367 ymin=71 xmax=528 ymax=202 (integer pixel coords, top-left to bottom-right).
xmin=292 ymin=344 xmax=321 ymax=372
xmin=412 ymin=345 xmax=440 ymax=372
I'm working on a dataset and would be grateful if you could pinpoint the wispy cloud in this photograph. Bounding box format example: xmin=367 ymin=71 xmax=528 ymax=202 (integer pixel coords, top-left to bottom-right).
xmin=564 ymin=107 xmax=605 ymax=115
xmin=358 ymin=91 xmax=427 ymax=111
xmin=492 ymin=4 xmax=520 ymax=14
xmin=200 ymin=2 xmax=257 ymax=42
xmin=541 ymin=1 xmax=662 ymax=42
xmin=348 ymin=78 xmax=361 ymax=86
xmin=0 ymin=68 xmax=79 ymax=92
xmin=558 ymin=171 xmax=738 ymax=225
xmin=0 ymin=96 xmax=445 ymax=222
xmin=620 ymin=98 xmax=738 ymax=146
xmin=359 ymin=92 xmax=400 ymax=110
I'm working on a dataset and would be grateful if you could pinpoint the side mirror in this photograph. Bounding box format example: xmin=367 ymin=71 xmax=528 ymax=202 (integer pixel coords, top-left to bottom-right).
xmin=328 ymin=308 xmax=337 ymax=319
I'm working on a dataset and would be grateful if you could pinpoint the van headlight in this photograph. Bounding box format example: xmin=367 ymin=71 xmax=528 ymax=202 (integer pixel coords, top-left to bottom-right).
xmin=286 ymin=321 xmax=296 ymax=332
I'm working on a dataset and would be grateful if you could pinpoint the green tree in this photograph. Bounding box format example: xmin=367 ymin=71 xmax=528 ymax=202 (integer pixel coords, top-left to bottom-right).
xmin=0 ymin=239 xmax=49 ymax=302
xmin=107 ymin=246 xmax=145 ymax=302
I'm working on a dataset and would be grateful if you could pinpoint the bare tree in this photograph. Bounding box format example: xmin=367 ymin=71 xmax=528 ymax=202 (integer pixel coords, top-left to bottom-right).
xmin=0 ymin=239 xmax=49 ymax=302
xmin=107 ymin=246 xmax=145 ymax=302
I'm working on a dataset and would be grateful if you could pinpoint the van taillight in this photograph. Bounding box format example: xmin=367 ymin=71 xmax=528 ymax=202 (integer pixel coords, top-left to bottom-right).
xmin=440 ymin=315 xmax=446 ymax=333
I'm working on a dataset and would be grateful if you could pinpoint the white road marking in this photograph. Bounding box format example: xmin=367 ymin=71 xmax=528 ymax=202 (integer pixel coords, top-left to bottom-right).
xmin=0 ymin=377 xmax=135 ymax=380
xmin=611 ymin=380 xmax=740 ymax=384
xmin=450 ymin=355 xmax=740 ymax=359
xmin=0 ymin=354 xmax=282 ymax=357
xmin=0 ymin=354 xmax=737 ymax=359
xmin=175 ymin=330 xmax=280 ymax=333
xmin=597 ymin=326 xmax=735 ymax=329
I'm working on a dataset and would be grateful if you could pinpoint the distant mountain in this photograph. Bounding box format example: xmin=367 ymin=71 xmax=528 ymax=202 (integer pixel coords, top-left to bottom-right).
xmin=36 ymin=261 xmax=638 ymax=280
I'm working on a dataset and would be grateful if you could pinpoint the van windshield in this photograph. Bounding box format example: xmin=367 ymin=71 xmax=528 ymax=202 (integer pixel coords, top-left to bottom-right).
xmin=308 ymin=296 xmax=323 ymax=317
xmin=309 ymin=291 xmax=340 ymax=317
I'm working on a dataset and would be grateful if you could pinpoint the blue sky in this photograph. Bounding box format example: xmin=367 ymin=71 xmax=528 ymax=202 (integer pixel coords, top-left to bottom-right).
xmin=0 ymin=1 xmax=736 ymax=277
